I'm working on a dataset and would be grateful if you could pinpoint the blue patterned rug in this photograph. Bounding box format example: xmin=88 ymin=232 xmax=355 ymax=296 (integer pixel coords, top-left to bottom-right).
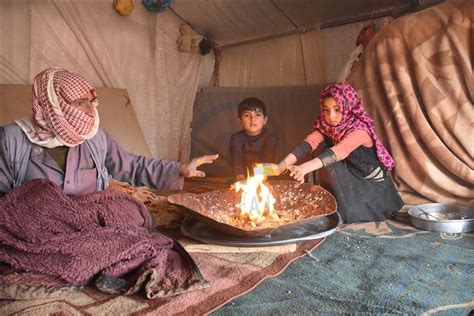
xmin=212 ymin=220 xmax=474 ymax=315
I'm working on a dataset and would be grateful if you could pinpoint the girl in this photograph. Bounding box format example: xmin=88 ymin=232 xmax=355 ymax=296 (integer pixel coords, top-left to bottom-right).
xmin=278 ymin=83 xmax=403 ymax=223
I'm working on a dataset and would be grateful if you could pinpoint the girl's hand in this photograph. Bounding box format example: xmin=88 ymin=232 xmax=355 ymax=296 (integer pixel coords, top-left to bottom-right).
xmin=179 ymin=154 xmax=219 ymax=177
xmin=277 ymin=154 xmax=297 ymax=174
xmin=277 ymin=161 xmax=288 ymax=174
xmin=289 ymin=158 xmax=323 ymax=184
xmin=289 ymin=164 xmax=312 ymax=184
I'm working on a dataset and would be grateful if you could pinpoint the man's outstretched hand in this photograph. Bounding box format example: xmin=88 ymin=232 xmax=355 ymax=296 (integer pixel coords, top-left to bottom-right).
xmin=179 ymin=154 xmax=219 ymax=177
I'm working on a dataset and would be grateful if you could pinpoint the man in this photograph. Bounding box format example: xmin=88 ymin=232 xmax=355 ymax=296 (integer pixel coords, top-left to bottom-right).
xmin=0 ymin=67 xmax=217 ymax=196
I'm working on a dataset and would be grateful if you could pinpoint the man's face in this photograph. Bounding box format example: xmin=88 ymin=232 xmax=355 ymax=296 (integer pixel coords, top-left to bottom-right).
xmin=239 ymin=109 xmax=267 ymax=136
xmin=70 ymin=91 xmax=97 ymax=117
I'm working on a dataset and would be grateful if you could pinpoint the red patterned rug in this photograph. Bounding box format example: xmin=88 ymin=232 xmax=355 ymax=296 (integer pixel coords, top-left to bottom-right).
xmin=0 ymin=179 xmax=326 ymax=315
xmin=0 ymin=239 xmax=324 ymax=315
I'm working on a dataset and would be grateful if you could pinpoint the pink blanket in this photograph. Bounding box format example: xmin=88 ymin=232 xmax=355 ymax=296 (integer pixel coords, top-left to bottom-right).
xmin=0 ymin=179 xmax=207 ymax=300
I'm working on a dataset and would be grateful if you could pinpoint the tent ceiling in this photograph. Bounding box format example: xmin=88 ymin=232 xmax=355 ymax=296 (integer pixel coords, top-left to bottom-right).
xmin=170 ymin=0 xmax=443 ymax=47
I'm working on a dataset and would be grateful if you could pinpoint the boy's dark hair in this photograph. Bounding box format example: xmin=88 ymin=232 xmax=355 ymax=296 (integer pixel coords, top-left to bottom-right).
xmin=238 ymin=97 xmax=267 ymax=118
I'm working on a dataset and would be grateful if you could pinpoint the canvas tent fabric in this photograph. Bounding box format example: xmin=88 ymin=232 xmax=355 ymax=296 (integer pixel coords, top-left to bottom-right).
xmin=170 ymin=0 xmax=420 ymax=47
xmin=0 ymin=0 xmax=471 ymax=205
xmin=0 ymin=0 xmax=421 ymax=160
xmin=216 ymin=29 xmax=327 ymax=87
xmin=347 ymin=0 xmax=473 ymax=206
xmin=0 ymin=0 xmax=203 ymax=161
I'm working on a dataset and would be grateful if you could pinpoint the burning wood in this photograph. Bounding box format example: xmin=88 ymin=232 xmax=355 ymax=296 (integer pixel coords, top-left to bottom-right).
xmin=168 ymin=179 xmax=337 ymax=235
xmin=233 ymin=165 xmax=278 ymax=226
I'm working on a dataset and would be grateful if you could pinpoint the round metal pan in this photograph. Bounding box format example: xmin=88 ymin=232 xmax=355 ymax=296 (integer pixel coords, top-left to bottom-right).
xmin=408 ymin=203 xmax=474 ymax=233
xmin=168 ymin=181 xmax=337 ymax=237
xmin=180 ymin=212 xmax=342 ymax=247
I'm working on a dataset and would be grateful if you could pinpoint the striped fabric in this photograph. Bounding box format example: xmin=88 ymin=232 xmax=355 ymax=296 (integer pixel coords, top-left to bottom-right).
xmin=364 ymin=166 xmax=384 ymax=182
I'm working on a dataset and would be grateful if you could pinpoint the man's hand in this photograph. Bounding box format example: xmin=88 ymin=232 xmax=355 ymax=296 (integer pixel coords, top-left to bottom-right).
xmin=179 ymin=154 xmax=219 ymax=178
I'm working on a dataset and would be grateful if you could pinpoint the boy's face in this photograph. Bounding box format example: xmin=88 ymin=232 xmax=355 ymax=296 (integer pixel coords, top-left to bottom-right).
xmin=239 ymin=109 xmax=267 ymax=136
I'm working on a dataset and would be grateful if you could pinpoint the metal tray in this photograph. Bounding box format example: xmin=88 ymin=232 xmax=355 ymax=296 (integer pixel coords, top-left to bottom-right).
xmin=408 ymin=203 xmax=474 ymax=233
xmin=168 ymin=181 xmax=337 ymax=237
xmin=180 ymin=212 xmax=342 ymax=247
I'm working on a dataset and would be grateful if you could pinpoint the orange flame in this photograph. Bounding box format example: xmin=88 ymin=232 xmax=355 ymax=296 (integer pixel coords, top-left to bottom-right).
xmin=234 ymin=164 xmax=279 ymax=226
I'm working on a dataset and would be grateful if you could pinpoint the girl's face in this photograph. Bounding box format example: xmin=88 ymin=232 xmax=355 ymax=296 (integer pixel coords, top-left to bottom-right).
xmin=321 ymin=97 xmax=342 ymax=126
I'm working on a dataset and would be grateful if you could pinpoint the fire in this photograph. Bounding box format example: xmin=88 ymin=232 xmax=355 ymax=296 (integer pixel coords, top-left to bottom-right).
xmin=234 ymin=164 xmax=279 ymax=226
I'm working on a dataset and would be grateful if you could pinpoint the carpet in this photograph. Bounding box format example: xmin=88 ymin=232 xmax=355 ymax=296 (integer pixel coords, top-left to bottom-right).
xmin=212 ymin=220 xmax=474 ymax=315
xmin=0 ymin=238 xmax=324 ymax=315
xmin=0 ymin=179 xmax=329 ymax=315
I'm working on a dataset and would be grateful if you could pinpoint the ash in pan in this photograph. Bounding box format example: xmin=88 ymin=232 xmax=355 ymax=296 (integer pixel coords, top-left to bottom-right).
xmin=191 ymin=181 xmax=336 ymax=230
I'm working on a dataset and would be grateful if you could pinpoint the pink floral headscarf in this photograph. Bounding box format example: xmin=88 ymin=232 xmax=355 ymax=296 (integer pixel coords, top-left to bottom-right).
xmin=313 ymin=83 xmax=395 ymax=171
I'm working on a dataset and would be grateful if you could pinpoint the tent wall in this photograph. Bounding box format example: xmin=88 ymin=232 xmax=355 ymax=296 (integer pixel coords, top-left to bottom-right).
xmin=217 ymin=29 xmax=326 ymax=87
xmin=0 ymin=0 xmax=398 ymax=162
xmin=215 ymin=17 xmax=391 ymax=87
xmin=0 ymin=0 xmax=203 ymax=161
xmin=321 ymin=18 xmax=390 ymax=83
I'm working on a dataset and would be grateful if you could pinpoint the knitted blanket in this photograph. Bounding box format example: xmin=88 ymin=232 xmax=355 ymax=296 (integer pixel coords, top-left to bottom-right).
xmin=0 ymin=179 xmax=207 ymax=300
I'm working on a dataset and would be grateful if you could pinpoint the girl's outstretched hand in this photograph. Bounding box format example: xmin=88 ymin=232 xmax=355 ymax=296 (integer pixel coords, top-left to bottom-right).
xmin=277 ymin=161 xmax=289 ymax=174
xmin=179 ymin=154 xmax=219 ymax=177
xmin=288 ymin=158 xmax=323 ymax=184
xmin=289 ymin=164 xmax=312 ymax=184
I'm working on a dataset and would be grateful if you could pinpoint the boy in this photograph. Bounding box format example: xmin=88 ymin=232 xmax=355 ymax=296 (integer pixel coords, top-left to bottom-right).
xmin=229 ymin=97 xmax=277 ymax=181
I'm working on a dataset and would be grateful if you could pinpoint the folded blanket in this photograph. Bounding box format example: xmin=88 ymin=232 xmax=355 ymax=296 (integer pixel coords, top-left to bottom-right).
xmin=347 ymin=0 xmax=473 ymax=206
xmin=0 ymin=179 xmax=207 ymax=300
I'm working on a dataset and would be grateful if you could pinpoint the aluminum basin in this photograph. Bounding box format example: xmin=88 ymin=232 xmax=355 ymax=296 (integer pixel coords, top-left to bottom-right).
xmin=408 ymin=203 xmax=474 ymax=233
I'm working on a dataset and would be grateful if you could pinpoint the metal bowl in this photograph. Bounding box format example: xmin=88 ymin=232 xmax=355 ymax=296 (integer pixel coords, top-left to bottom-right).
xmin=408 ymin=203 xmax=474 ymax=233
xmin=180 ymin=212 xmax=342 ymax=247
